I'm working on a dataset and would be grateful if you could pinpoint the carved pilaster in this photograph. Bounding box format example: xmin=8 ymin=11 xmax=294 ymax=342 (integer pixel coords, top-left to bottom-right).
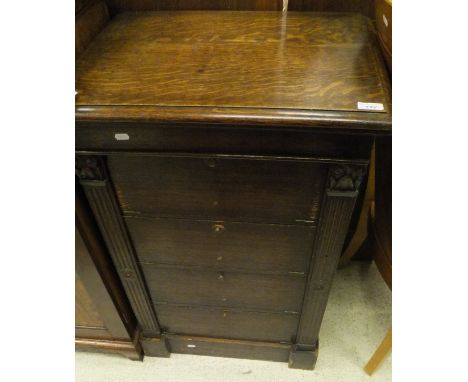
xmin=76 ymin=155 xmax=162 ymax=337
xmin=289 ymin=163 xmax=366 ymax=370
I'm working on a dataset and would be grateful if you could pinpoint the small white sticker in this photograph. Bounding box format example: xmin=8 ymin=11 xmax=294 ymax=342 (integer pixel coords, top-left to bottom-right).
xmin=114 ymin=133 xmax=130 ymax=141
xmin=187 ymin=344 xmax=196 ymax=348
xmin=382 ymin=14 xmax=388 ymax=28
xmin=357 ymin=102 xmax=384 ymax=111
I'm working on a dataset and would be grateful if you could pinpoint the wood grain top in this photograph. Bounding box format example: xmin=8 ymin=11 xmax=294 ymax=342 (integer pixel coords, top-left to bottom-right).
xmin=75 ymin=11 xmax=391 ymax=129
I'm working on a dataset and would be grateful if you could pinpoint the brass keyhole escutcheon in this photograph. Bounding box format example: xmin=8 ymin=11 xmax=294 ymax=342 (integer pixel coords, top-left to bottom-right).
xmin=205 ymin=157 xmax=218 ymax=168
xmin=218 ymin=272 xmax=225 ymax=281
xmin=213 ymin=224 xmax=225 ymax=233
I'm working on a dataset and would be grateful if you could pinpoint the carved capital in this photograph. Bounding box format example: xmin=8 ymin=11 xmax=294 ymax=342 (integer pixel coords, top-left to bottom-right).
xmin=75 ymin=155 xmax=107 ymax=181
xmin=327 ymin=164 xmax=365 ymax=192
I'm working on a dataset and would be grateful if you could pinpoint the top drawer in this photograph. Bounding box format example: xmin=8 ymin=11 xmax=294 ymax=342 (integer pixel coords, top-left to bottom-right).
xmin=107 ymin=154 xmax=327 ymax=224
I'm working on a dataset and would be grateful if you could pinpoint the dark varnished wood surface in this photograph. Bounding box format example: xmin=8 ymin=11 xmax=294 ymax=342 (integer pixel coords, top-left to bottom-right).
xmin=156 ymin=304 xmax=299 ymax=342
xmin=75 ymin=219 xmax=130 ymax=340
xmin=75 ymin=11 xmax=391 ymax=128
xmin=107 ymin=0 xmax=283 ymax=13
xmin=75 ymin=337 xmax=143 ymax=361
xmin=167 ymin=334 xmax=290 ymax=362
xmin=126 ymin=216 xmax=315 ymax=273
xmin=75 ymin=186 xmax=143 ymax=359
xmin=374 ymin=0 xmax=392 ymax=72
xmin=75 ymin=0 xmax=109 ymax=58
xmin=75 ymin=107 xmax=391 ymax=131
xmin=107 ymin=154 xmax=326 ymax=225
xmin=143 ymin=266 xmax=306 ymax=312
xmin=75 ymin=271 xmax=108 ymax=334
xmin=76 ymin=0 xmax=95 ymax=14
xmin=76 ymin=185 xmax=139 ymax=338
xmin=289 ymin=0 xmax=371 ymax=15
xmin=373 ymin=135 xmax=391 ymax=288
xmin=75 ymin=9 xmax=390 ymax=367
xmin=75 ymin=123 xmax=374 ymax=156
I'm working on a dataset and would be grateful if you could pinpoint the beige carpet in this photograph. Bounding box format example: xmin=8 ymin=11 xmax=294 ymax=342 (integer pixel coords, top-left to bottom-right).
xmin=76 ymin=262 xmax=392 ymax=381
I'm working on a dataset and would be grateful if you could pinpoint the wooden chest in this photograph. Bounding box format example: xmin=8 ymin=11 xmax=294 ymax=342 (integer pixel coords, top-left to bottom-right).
xmin=75 ymin=10 xmax=391 ymax=369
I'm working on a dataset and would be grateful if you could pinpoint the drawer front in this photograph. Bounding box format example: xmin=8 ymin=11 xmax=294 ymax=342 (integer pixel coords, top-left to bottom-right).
xmin=108 ymin=154 xmax=326 ymax=224
xmin=142 ymin=266 xmax=306 ymax=312
xmin=76 ymin=123 xmax=373 ymax=161
xmin=156 ymin=304 xmax=299 ymax=343
xmin=127 ymin=216 xmax=315 ymax=273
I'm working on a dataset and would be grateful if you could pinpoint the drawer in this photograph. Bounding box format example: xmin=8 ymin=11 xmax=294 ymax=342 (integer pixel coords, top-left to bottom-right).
xmin=127 ymin=216 xmax=315 ymax=273
xmin=107 ymin=154 xmax=326 ymax=224
xmin=76 ymin=123 xmax=373 ymax=160
xmin=156 ymin=304 xmax=299 ymax=343
xmin=142 ymin=266 xmax=306 ymax=312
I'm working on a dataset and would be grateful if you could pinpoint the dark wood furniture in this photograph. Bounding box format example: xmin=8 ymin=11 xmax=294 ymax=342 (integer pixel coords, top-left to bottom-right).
xmin=289 ymin=0 xmax=372 ymax=15
xmin=75 ymin=186 xmax=143 ymax=360
xmin=374 ymin=0 xmax=391 ymax=72
xmin=364 ymin=135 xmax=392 ymax=375
xmin=76 ymin=0 xmax=110 ymax=58
xmin=75 ymin=10 xmax=391 ymax=369
xmin=372 ymin=136 xmax=392 ymax=288
xmin=338 ymin=0 xmax=392 ymax=267
xmin=106 ymin=0 xmax=284 ymax=14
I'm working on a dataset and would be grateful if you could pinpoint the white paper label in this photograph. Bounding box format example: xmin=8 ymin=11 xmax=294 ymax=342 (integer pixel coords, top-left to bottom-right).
xmin=357 ymin=102 xmax=384 ymax=111
xmin=187 ymin=344 xmax=196 ymax=348
xmin=382 ymin=14 xmax=388 ymax=28
xmin=114 ymin=133 xmax=130 ymax=141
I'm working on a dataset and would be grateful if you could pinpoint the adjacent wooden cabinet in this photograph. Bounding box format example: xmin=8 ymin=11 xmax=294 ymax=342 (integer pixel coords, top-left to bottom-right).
xmin=374 ymin=0 xmax=392 ymax=72
xmin=75 ymin=9 xmax=391 ymax=369
xmin=75 ymin=187 xmax=143 ymax=360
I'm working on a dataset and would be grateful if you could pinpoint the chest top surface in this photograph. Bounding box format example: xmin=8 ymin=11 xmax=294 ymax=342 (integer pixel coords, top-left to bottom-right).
xmin=75 ymin=11 xmax=391 ymax=131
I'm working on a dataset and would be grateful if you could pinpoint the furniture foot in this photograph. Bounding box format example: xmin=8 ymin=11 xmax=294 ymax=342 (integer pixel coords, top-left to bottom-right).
xmin=288 ymin=343 xmax=319 ymax=370
xmin=140 ymin=335 xmax=171 ymax=357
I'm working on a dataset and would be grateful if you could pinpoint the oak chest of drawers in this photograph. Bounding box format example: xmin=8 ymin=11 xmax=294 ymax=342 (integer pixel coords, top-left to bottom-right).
xmin=75 ymin=10 xmax=391 ymax=369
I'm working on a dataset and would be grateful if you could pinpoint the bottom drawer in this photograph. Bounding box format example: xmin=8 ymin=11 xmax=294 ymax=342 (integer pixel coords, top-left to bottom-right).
xmin=156 ymin=304 xmax=299 ymax=343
